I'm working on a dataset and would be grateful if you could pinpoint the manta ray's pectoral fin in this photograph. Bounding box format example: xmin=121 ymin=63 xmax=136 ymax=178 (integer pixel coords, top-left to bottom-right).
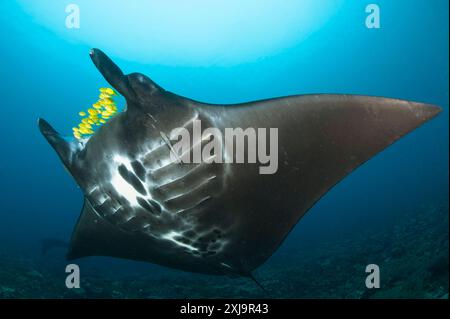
xmin=38 ymin=118 xmax=77 ymax=172
xmin=67 ymin=198 xmax=155 ymax=262
xmin=67 ymin=198 xmax=141 ymax=260
xmin=200 ymin=95 xmax=441 ymax=273
xmin=67 ymin=198 xmax=119 ymax=260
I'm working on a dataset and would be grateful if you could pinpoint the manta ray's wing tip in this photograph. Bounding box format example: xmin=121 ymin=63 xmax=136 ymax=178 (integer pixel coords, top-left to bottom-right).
xmin=388 ymin=99 xmax=442 ymax=129
xmin=410 ymin=102 xmax=442 ymax=129
xmin=413 ymin=101 xmax=442 ymax=120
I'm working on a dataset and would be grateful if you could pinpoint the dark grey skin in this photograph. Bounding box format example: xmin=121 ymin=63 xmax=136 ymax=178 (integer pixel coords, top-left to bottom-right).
xmin=39 ymin=49 xmax=441 ymax=278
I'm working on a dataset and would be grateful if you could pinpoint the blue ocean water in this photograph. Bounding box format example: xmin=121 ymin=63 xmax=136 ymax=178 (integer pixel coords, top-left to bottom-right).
xmin=0 ymin=1 xmax=448 ymax=298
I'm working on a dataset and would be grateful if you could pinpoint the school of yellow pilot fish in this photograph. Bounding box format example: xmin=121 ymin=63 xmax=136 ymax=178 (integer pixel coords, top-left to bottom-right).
xmin=73 ymin=87 xmax=119 ymax=139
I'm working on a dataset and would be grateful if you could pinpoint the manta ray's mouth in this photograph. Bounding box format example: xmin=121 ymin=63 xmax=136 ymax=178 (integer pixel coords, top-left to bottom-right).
xmin=72 ymin=87 xmax=121 ymax=140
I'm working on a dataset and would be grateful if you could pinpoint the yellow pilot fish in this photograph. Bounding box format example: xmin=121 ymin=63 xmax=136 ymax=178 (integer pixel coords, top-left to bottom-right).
xmin=73 ymin=87 xmax=120 ymax=139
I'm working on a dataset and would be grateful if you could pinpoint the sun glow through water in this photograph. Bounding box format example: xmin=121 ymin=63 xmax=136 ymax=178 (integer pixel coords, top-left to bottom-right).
xmin=18 ymin=0 xmax=342 ymax=66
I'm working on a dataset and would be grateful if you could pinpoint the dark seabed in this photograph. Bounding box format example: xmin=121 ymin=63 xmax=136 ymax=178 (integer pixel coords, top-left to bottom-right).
xmin=1 ymin=201 xmax=447 ymax=299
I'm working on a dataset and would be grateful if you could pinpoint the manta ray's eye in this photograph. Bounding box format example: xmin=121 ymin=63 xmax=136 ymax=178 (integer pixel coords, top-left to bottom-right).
xmin=72 ymin=87 xmax=121 ymax=140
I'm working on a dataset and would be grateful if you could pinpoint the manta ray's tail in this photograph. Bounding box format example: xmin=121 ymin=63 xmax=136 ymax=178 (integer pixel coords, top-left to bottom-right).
xmin=247 ymin=273 xmax=270 ymax=296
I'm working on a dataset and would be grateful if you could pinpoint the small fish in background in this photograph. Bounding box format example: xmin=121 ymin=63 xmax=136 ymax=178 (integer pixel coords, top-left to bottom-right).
xmin=41 ymin=238 xmax=69 ymax=256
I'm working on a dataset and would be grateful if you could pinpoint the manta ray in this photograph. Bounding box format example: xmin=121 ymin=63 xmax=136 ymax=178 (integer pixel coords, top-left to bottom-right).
xmin=39 ymin=49 xmax=441 ymax=280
